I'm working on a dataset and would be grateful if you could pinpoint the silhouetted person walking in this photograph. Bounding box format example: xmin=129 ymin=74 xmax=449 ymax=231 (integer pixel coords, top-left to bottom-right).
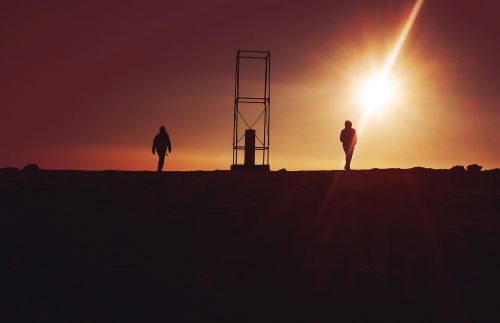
xmin=340 ymin=120 xmax=357 ymax=170
xmin=152 ymin=126 xmax=172 ymax=172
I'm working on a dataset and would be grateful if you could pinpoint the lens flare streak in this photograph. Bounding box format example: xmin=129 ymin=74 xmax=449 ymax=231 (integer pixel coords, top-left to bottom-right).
xmin=382 ymin=0 xmax=424 ymax=79
xmin=357 ymin=0 xmax=424 ymax=133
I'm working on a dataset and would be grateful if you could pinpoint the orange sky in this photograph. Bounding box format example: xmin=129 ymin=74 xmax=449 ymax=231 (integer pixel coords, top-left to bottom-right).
xmin=1 ymin=0 xmax=499 ymax=170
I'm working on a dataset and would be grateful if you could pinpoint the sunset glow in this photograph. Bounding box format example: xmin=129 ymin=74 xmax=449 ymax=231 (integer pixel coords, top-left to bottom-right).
xmin=1 ymin=0 xmax=499 ymax=171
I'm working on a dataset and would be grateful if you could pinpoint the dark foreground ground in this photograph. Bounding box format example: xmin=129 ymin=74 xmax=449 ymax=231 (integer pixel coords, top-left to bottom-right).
xmin=1 ymin=168 xmax=500 ymax=322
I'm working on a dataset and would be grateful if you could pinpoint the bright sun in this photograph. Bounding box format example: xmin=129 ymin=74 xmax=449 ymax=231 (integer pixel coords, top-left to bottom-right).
xmin=357 ymin=72 xmax=396 ymax=114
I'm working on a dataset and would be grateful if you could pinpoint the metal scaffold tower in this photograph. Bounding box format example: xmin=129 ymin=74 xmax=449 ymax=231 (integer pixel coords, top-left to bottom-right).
xmin=231 ymin=50 xmax=271 ymax=171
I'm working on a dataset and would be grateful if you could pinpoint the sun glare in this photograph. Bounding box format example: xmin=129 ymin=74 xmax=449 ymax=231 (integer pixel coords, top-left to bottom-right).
xmin=357 ymin=72 xmax=396 ymax=114
xmin=353 ymin=0 xmax=424 ymax=127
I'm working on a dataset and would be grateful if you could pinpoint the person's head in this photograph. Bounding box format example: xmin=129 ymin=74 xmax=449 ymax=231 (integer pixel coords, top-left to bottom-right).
xmin=159 ymin=126 xmax=166 ymax=133
xmin=345 ymin=120 xmax=352 ymax=128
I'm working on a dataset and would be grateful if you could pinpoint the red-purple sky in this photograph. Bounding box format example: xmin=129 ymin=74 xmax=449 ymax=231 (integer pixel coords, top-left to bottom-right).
xmin=1 ymin=0 xmax=499 ymax=170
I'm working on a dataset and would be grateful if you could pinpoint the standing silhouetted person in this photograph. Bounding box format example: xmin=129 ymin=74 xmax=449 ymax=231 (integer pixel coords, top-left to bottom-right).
xmin=340 ymin=120 xmax=357 ymax=170
xmin=152 ymin=126 xmax=172 ymax=172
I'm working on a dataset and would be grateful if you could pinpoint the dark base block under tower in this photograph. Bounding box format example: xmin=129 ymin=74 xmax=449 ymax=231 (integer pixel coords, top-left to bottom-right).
xmin=230 ymin=164 xmax=270 ymax=171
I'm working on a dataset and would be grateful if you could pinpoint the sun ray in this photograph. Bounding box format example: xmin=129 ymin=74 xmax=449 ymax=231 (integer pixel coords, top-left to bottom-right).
xmin=382 ymin=0 xmax=425 ymax=79
xmin=357 ymin=0 xmax=425 ymax=134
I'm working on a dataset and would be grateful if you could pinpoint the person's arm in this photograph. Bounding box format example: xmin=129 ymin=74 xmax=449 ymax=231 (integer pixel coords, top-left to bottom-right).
xmin=354 ymin=131 xmax=357 ymax=146
xmin=340 ymin=130 xmax=344 ymax=143
xmin=152 ymin=137 xmax=156 ymax=154
xmin=166 ymin=135 xmax=172 ymax=153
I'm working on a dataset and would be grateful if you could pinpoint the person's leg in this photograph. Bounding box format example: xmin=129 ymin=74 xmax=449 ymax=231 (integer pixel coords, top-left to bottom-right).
xmin=157 ymin=154 xmax=165 ymax=172
xmin=343 ymin=145 xmax=349 ymax=170
xmin=346 ymin=148 xmax=354 ymax=170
